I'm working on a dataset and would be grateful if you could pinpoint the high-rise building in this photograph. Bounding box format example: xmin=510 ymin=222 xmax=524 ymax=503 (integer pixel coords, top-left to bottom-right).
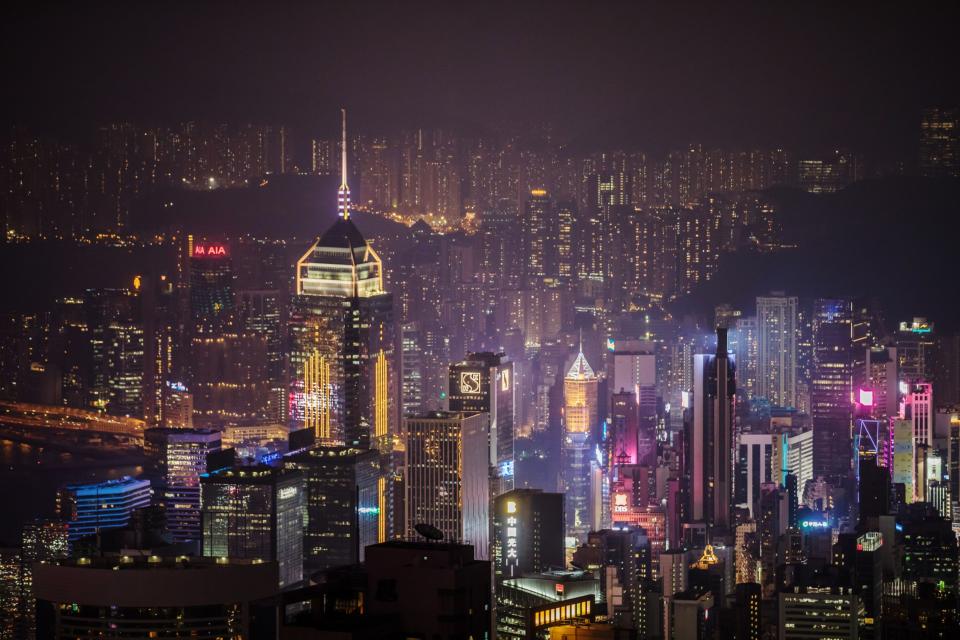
xmin=863 ymin=346 xmax=899 ymax=422
xmin=737 ymin=433 xmax=775 ymax=519
xmin=811 ymin=299 xmax=854 ymax=422
xmin=904 ymin=382 xmax=934 ymax=502
xmin=448 ymin=352 xmax=515 ymax=492
xmin=563 ymin=347 xmax=599 ymax=541
xmin=162 ymin=381 xmax=194 ymax=427
xmin=756 ymin=294 xmax=797 ymax=408
xmin=811 ymin=299 xmax=855 ymax=481
xmin=688 ymin=328 xmax=736 ymax=533
xmin=404 ymin=412 xmax=490 ymax=555
xmin=144 ymin=427 xmax=222 ymax=542
xmin=189 ymin=332 xmax=272 ymax=425
xmin=778 ymin=587 xmax=860 ymax=640
xmin=187 ymin=238 xmax=234 ymax=333
xmin=892 ymin=418 xmax=915 ymax=502
xmin=573 ymin=527 xmax=654 ymax=634
xmin=400 ymin=321 xmax=425 ymax=417
xmin=896 ymin=318 xmax=935 ymax=383
xmin=730 ymin=315 xmax=758 ymax=400
xmin=200 ymin=466 xmax=305 ymax=589
xmin=283 ymin=446 xmax=381 ymax=572
xmin=16 ymin=520 xmax=69 ymax=639
xmin=919 ymin=107 xmax=959 ymax=178
xmin=481 ymin=198 xmax=523 ymax=290
xmin=523 ymin=188 xmax=552 ymax=282
xmin=288 ymin=112 xmax=396 ymax=450
xmin=608 ymin=341 xmax=657 ymax=460
xmin=104 ymin=321 xmax=145 ymax=418
xmin=56 ymin=477 xmax=151 ymax=543
xmin=493 ymin=489 xmax=565 ymax=580
xmin=236 ymin=287 xmax=285 ymax=421
xmin=365 ymin=540 xmax=491 ymax=640
xmin=899 ymin=502 xmax=958 ymax=598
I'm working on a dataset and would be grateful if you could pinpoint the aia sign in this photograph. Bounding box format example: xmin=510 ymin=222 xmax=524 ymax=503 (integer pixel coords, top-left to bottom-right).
xmin=193 ymin=243 xmax=228 ymax=258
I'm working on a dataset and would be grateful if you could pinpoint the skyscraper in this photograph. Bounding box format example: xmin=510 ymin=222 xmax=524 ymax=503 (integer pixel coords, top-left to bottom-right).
xmin=756 ymin=294 xmax=798 ymax=408
xmin=492 ymin=489 xmax=565 ymax=580
xmin=688 ymin=328 xmax=736 ymax=533
xmin=811 ymin=299 xmax=854 ymax=481
xmin=608 ymin=340 xmax=657 ymax=465
xmin=904 ymin=382 xmax=934 ymax=502
xmin=187 ymin=238 xmax=234 ymax=333
xmin=288 ymin=110 xmax=396 ymax=450
xmin=563 ymin=347 xmax=599 ymax=541
xmin=523 ymin=188 xmax=552 ymax=282
xmin=896 ymin=318 xmax=935 ymax=383
xmin=403 ymin=412 xmax=490 ymax=555
xmin=200 ymin=466 xmax=305 ymax=589
xmin=448 ymin=352 xmax=515 ymax=492
xmin=144 ymin=427 xmax=222 ymax=543
xmin=283 ymin=446 xmax=381 ymax=571
xmin=919 ymin=106 xmax=960 ymax=178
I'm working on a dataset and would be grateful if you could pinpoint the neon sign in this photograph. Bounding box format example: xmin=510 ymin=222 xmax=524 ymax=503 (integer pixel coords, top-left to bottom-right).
xmin=192 ymin=243 xmax=229 ymax=258
xmin=800 ymin=519 xmax=829 ymax=529
xmin=858 ymin=388 xmax=874 ymax=407
xmin=506 ymin=515 xmax=518 ymax=563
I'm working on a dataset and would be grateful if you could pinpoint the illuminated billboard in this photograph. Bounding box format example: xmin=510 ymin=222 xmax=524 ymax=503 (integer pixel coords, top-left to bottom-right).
xmin=192 ymin=242 xmax=229 ymax=258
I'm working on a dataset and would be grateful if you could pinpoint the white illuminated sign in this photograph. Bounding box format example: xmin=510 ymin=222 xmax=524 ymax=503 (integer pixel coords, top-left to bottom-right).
xmin=459 ymin=371 xmax=482 ymax=394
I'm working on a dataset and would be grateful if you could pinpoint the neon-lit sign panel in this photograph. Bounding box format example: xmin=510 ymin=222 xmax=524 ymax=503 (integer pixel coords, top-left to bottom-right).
xmin=459 ymin=371 xmax=482 ymax=394
xmin=858 ymin=388 xmax=874 ymax=407
xmin=192 ymin=243 xmax=229 ymax=258
xmin=800 ymin=519 xmax=830 ymax=529
xmin=613 ymin=493 xmax=629 ymax=513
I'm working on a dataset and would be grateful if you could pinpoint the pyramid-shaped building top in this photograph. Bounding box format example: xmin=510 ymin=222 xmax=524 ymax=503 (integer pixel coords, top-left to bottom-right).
xmin=566 ymin=350 xmax=596 ymax=380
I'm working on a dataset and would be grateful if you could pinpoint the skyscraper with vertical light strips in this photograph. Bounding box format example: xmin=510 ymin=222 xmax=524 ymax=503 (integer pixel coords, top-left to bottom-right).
xmin=288 ymin=109 xmax=397 ymax=450
xmin=287 ymin=110 xmax=400 ymax=542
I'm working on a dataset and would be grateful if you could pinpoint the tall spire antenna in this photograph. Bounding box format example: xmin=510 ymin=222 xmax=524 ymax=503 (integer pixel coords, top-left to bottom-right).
xmin=338 ymin=108 xmax=351 ymax=219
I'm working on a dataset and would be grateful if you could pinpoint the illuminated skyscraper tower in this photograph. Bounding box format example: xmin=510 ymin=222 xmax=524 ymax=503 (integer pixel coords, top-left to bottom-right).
xmin=688 ymin=328 xmax=736 ymax=534
xmin=563 ymin=344 xmax=598 ymax=542
xmin=811 ymin=298 xmax=854 ymax=481
xmin=288 ymin=110 xmax=397 ymax=451
xmin=756 ymin=294 xmax=797 ymax=408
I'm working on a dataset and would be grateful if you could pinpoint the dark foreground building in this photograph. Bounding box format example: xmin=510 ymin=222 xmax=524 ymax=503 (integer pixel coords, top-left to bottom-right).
xmin=33 ymin=556 xmax=277 ymax=638
xmin=283 ymin=539 xmax=491 ymax=639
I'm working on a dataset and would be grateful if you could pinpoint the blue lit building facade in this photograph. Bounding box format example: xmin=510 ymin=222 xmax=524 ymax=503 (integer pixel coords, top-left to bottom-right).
xmin=56 ymin=477 xmax=151 ymax=543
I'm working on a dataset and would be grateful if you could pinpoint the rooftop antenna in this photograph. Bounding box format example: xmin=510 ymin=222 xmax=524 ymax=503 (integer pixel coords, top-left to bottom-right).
xmin=338 ymin=108 xmax=351 ymax=220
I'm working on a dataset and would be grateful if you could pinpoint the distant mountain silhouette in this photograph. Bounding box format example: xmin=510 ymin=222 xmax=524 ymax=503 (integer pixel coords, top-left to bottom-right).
xmin=130 ymin=173 xmax=409 ymax=240
xmin=672 ymin=176 xmax=960 ymax=331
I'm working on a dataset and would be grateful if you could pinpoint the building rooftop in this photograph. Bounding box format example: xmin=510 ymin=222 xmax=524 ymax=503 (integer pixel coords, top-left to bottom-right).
xmin=566 ymin=350 xmax=596 ymax=380
xmin=63 ymin=476 xmax=150 ymax=494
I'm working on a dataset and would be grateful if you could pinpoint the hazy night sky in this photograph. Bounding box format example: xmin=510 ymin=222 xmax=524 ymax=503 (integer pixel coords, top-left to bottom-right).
xmin=4 ymin=2 xmax=959 ymax=155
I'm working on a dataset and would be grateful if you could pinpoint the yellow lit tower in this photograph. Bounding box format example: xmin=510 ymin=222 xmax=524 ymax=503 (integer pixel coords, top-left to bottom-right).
xmin=289 ymin=108 xmax=395 ymax=449
xmin=288 ymin=109 xmax=399 ymax=541
xmin=562 ymin=340 xmax=598 ymax=542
